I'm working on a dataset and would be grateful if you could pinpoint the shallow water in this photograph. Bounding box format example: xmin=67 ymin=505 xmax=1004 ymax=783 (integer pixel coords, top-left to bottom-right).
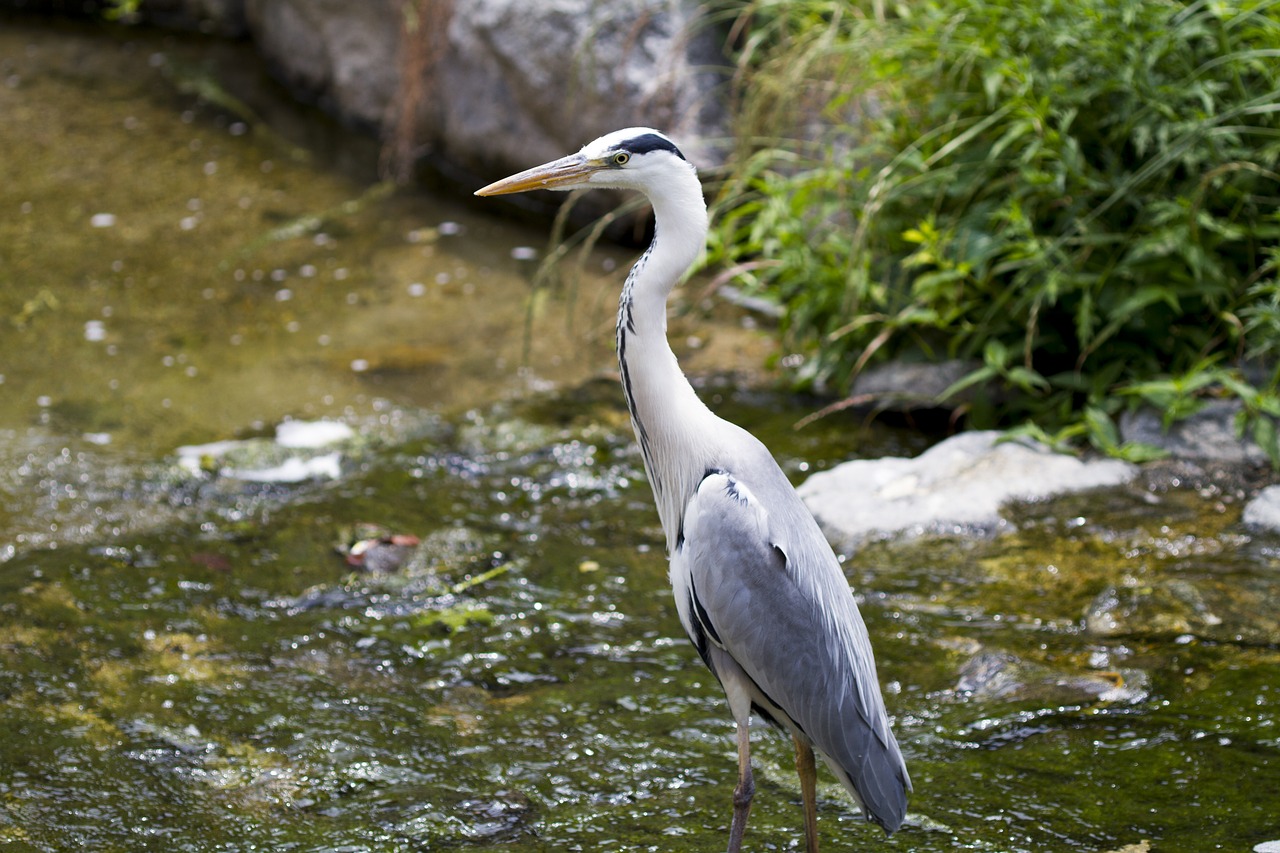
xmin=1 ymin=14 xmax=1278 ymax=853
xmin=0 ymin=13 xmax=770 ymax=553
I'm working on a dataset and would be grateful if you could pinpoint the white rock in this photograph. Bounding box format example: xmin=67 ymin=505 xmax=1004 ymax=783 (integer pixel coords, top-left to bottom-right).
xmin=226 ymin=452 xmax=342 ymax=483
xmin=175 ymin=422 xmax=350 ymax=482
xmin=275 ymin=419 xmax=354 ymax=448
xmin=175 ymin=439 xmax=247 ymax=474
xmin=1243 ymin=485 xmax=1280 ymax=532
xmin=798 ymin=430 xmax=1137 ymax=549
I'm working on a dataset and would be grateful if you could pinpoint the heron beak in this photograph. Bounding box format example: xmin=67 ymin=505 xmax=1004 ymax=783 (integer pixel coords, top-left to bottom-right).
xmin=475 ymin=154 xmax=602 ymax=196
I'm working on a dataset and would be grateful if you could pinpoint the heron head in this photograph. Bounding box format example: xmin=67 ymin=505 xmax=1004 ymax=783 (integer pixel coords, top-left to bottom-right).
xmin=475 ymin=127 xmax=691 ymax=197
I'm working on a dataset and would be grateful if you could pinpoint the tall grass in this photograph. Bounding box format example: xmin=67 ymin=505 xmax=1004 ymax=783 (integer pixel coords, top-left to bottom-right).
xmin=709 ymin=0 xmax=1280 ymax=461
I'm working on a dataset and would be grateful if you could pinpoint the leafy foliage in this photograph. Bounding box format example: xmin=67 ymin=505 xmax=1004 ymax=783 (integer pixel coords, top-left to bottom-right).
xmin=709 ymin=0 xmax=1280 ymax=461
xmin=103 ymin=0 xmax=142 ymax=21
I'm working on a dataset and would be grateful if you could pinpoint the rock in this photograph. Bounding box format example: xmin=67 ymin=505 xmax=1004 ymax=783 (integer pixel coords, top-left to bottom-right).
xmin=240 ymin=0 xmax=729 ymax=176
xmin=1119 ymin=400 xmax=1274 ymax=465
xmin=1243 ymin=485 xmax=1280 ymax=532
xmin=849 ymin=358 xmax=982 ymax=412
xmin=175 ymin=418 xmax=355 ymax=483
xmin=244 ymin=0 xmax=402 ymax=130
xmin=1085 ymin=580 xmax=1224 ymax=640
xmin=1085 ymin=578 xmax=1280 ymax=646
xmin=456 ymin=790 xmax=532 ymax=840
xmin=275 ymin=418 xmax=355 ymax=448
xmin=797 ymin=430 xmax=1137 ymax=549
xmin=226 ymin=452 xmax=342 ymax=482
xmin=440 ymin=0 xmax=728 ymax=176
xmin=1080 ymin=568 xmax=1280 ymax=640
xmin=954 ymin=649 xmax=1139 ymax=705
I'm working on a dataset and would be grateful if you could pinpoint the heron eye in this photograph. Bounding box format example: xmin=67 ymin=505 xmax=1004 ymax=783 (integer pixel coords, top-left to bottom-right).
xmin=613 ymin=151 xmax=630 ymax=166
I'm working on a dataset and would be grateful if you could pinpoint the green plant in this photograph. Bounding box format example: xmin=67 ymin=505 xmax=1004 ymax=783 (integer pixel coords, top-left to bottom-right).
xmin=709 ymin=0 xmax=1280 ymax=460
xmin=103 ymin=0 xmax=142 ymax=21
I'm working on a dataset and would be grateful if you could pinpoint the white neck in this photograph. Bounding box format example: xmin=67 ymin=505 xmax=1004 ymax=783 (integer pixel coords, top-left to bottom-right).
xmin=615 ymin=167 xmax=718 ymax=551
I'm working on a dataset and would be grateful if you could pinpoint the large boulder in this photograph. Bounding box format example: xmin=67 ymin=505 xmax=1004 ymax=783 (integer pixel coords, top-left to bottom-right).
xmin=442 ymin=0 xmax=729 ymax=173
xmin=240 ymin=0 xmax=730 ymax=175
xmin=244 ymin=0 xmax=402 ymax=130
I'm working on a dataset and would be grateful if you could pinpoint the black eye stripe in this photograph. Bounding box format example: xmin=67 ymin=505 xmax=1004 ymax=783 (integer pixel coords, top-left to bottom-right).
xmin=620 ymin=133 xmax=686 ymax=161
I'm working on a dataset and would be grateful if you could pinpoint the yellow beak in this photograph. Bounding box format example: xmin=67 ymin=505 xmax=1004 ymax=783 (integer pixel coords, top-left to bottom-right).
xmin=474 ymin=154 xmax=602 ymax=196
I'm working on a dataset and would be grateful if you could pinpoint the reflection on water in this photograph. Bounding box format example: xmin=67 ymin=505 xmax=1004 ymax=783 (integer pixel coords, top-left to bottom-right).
xmin=1 ymin=13 xmax=1277 ymax=853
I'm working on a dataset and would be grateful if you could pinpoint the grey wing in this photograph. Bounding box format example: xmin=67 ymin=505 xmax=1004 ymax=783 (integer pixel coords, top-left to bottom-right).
xmin=675 ymin=467 xmax=910 ymax=832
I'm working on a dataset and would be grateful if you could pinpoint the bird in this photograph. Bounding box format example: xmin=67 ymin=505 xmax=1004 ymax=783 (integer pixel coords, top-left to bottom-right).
xmin=476 ymin=128 xmax=910 ymax=852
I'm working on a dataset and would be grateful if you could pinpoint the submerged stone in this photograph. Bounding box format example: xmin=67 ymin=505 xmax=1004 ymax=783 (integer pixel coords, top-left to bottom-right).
xmin=175 ymin=419 xmax=356 ymax=483
xmin=954 ymin=649 xmax=1140 ymax=706
xmin=456 ymin=790 xmax=532 ymax=840
xmin=1085 ymin=578 xmax=1280 ymax=646
xmin=229 ymin=452 xmax=342 ymax=483
xmin=1086 ymin=580 xmax=1222 ymax=640
xmin=275 ymin=419 xmax=355 ymax=449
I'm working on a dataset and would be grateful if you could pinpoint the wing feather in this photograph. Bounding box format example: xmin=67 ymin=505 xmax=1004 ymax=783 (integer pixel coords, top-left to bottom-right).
xmin=676 ymin=466 xmax=910 ymax=831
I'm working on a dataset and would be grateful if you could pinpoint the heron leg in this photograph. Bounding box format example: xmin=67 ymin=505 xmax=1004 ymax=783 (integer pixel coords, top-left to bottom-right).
xmin=726 ymin=714 xmax=754 ymax=853
xmin=793 ymin=734 xmax=820 ymax=853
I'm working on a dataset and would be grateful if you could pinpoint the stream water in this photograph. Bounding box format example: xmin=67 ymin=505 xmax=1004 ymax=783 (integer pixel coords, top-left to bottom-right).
xmin=1 ymin=14 xmax=1278 ymax=853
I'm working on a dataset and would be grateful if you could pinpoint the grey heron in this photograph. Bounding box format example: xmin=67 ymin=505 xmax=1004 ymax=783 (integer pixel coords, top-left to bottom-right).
xmin=477 ymin=128 xmax=910 ymax=851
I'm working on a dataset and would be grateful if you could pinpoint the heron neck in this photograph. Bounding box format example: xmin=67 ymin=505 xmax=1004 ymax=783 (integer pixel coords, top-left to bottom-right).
xmin=616 ymin=174 xmax=716 ymax=549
